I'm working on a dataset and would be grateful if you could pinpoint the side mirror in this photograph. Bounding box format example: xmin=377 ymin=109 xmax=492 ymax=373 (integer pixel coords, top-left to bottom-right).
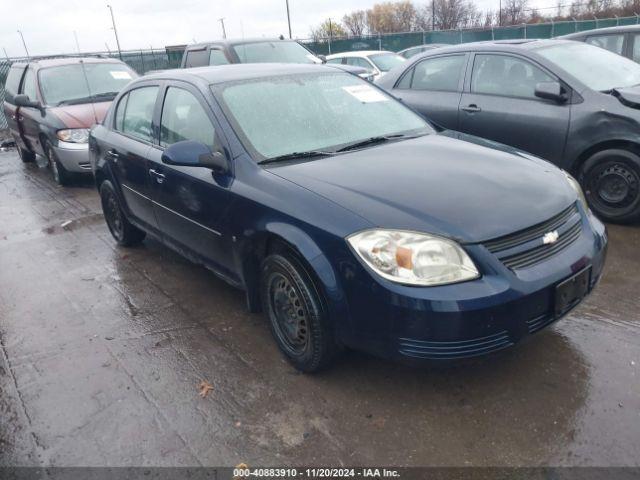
xmin=318 ymin=54 xmax=327 ymax=63
xmin=161 ymin=140 xmax=229 ymax=174
xmin=14 ymin=94 xmax=41 ymax=109
xmin=535 ymin=81 xmax=567 ymax=103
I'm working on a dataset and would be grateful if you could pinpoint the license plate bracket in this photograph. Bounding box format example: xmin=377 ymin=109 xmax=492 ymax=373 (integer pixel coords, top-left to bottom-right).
xmin=555 ymin=267 xmax=591 ymax=317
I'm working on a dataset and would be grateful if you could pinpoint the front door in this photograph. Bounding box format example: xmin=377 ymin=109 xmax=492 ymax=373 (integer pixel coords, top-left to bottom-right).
xmin=3 ymin=65 xmax=27 ymax=150
xmin=108 ymin=85 xmax=160 ymax=230
xmin=458 ymin=53 xmax=570 ymax=163
xmin=148 ymin=84 xmax=235 ymax=277
xmin=391 ymin=54 xmax=468 ymax=130
xmin=17 ymin=67 xmax=43 ymax=155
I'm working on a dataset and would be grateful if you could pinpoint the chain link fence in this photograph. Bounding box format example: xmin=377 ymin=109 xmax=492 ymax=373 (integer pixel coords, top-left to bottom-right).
xmin=2 ymin=15 xmax=639 ymax=130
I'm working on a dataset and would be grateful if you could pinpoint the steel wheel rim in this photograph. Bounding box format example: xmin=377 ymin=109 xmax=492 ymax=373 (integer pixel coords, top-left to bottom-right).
xmin=104 ymin=190 xmax=124 ymax=240
xmin=268 ymin=272 xmax=309 ymax=356
xmin=587 ymin=161 xmax=640 ymax=214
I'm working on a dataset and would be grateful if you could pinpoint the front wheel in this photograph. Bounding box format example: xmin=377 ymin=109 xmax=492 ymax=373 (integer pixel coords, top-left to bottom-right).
xmin=579 ymin=148 xmax=640 ymax=224
xmin=99 ymin=180 xmax=146 ymax=246
xmin=44 ymin=141 xmax=71 ymax=186
xmin=260 ymin=253 xmax=339 ymax=372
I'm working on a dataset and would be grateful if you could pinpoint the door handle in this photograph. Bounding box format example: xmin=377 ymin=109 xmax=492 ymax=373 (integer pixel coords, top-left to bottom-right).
xmin=461 ymin=104 xmax=482 ymax=113
xmin=106 ymin=149 xmax=120 ymax=162
xmin=149 ymin=169 xmax=165 ymax=184
xmin=10 ymin=114 xmax=16 ymax=120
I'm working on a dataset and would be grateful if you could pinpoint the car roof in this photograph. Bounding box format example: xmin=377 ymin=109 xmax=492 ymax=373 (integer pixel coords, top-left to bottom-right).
xmin=559 ymin=24 xmax=640 ymax=38
xmin=185 ymin=38 xmax=299 ymax=50
xmin=14 ymin=56 xmax=125 ymax=68
xmin=399 ymin=44 xmax=448 ymax=52
xmin=326 ymin=50 xmax=395 ymax=59
xmin=414 ymin=38 xmax=575 ymax=55
xmin=142 ymin=62 xmax=343 ymax=85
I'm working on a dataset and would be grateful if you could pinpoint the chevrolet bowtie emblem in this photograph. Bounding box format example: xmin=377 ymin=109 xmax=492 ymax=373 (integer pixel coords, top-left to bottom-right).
xmin=543 ymin=230 xmax=560 ymax=245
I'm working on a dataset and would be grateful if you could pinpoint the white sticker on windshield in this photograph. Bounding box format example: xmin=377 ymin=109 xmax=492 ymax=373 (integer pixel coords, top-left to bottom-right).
xmin=342 ymin=84 xmax=388 ymax=103
xmin=110 ymin=71 xmax=132 ymax=80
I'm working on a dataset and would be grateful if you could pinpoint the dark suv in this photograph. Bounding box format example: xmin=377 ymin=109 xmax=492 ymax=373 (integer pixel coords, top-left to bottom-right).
xmin=3 ymin=57 xmax=136 ymax=185
xmin=180 ymin=38 xmax=373 ymax=80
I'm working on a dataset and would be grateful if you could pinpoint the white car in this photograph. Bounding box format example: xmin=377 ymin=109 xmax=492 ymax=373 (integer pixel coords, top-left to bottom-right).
xmin=325 ymin=50 xmax=405 ymax=80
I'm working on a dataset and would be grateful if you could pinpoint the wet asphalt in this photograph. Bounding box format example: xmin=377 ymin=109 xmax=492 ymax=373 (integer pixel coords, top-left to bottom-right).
xmin=0 ymin=150 xmax=638 ymax=467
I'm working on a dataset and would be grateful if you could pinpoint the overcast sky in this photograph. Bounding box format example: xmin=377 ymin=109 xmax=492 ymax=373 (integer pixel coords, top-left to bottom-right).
xmin=2 ymin=0 xmax=557 ymax=57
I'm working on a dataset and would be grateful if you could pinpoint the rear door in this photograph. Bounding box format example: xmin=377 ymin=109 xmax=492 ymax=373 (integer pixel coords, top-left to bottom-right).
xmin=3 ymin=64 xmax=28 ymax=149
xmin=147 ymin=82 xmax=236 ymax=276
xmin=458 ymin=53 xmax=570 ymax=163
xmin=105 ymin=84 xmax=160 ymax=230
xmin=391 ymin=53 xmax=468 ymax=129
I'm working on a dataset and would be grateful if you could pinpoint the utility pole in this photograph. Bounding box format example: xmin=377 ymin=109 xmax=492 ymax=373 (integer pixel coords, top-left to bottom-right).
xmin=499 ymin=0 xmax=502 ymax=26
xmin=107 ymin=5 xmax=122 ymax=59
xmin=432 ymin=0 xmax=435 ymax=31
xmin=285 ymin=0 xmax=292 ymax=39
xmin=219 ymin=18 xmax=227 ymax=39
xmin=73 ymin=31 xmax=81 ymax=54
xmin=17 ymin=30 xmax=29 ymax=58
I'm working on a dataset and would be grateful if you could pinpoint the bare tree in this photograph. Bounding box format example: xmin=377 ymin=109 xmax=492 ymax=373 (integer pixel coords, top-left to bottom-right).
xmin=367 ymin=1 xmax=420 ymax=33
xmin=310 ymin=19 xmax=347 ymax=41
xmin=502 ymin=0 xmax=528 ymax=25
xmin=343 ymin=10 xmax=368 ymax=35
xmin=432 ymin=0 xmax=480 ymax=29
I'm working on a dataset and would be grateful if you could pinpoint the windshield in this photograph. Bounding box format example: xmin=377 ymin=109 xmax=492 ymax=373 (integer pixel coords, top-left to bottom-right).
xmin=232 ymin=41 xmax=321 ymax=64
xmin=39 ymin=63 xmax=136 ymax=106
xmin=369 ymin=53 xmax=406 ymax=72
xmin=536 ymin=42 xmax=640 ymax=91
xmin=214 ymin=72 xmax=432 ymax=160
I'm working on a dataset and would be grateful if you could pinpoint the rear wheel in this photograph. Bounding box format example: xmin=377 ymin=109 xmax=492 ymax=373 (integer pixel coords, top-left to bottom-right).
xmin=99 ymin=180 xmax=146 ymax=246
xmin=579 ymin=148 xmax=640 ymax=224
xmin=260 ymin=253 xmax=339 ymax=372
xmin=44 ymin=141 xmax=71 ymax=186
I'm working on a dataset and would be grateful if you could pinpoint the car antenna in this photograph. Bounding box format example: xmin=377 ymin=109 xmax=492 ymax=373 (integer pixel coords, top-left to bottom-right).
xmin=78 ymin=59 xmax=98 ymax=124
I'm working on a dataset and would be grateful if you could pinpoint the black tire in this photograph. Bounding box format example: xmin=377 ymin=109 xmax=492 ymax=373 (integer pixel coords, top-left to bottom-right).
xmin=44 ymin=141 xmax=72 ymax=186
xmin=99 ymin=180 xmax=146 ymax=246
xmin=260 ymin=253 xmax=339 ymax=372
xmin=579 ymin=148 xmax=640 ymax=224
xmin=16 ymin=142 xmax=35 ymax=163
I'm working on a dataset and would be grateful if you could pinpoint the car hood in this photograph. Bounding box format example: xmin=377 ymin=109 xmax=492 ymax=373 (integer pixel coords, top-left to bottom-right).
xmin=268 ymin=133 xmax=576 ymax=243
xmin=48 ymin=101 xmax=112 ymax=128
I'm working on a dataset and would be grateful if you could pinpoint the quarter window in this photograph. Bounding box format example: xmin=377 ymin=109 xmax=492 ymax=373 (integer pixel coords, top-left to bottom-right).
xmin=209 ymin=49 xmax=229 ymax=66
xmin=20 ymin=68 xmax=38 ymax=101
xmin=160 ymin=87 xmax=215 ymax=148
xmin=632 ymin=34 xmax=640 ymax=62
xmin=471 ymin=54 xmax=554 ymax=99
xmin=120 ymin=86 xmax=159 ymax=142
xmin=398 ymin=55 xmax=465 ymax=91
xmin=586 ymin=34 xmax=625 ymax=55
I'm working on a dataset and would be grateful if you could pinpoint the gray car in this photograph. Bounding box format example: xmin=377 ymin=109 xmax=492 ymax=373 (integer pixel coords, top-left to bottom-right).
xmin=559 ymin=25 xmax=640 ymax=62
xmin=377 ymin=39 xmax=640 ymax=223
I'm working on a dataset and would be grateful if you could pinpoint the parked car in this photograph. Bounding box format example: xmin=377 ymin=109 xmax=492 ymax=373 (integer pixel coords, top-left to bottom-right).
xmin=180 ymin=38 xmax=374 ymax=81
xmin=398 ymin=44 xmax=447 ymax=59
xmin=559 ymin=25 xmax=640 ymax=62
xmin=326 ymin=50 xmax=406 ymax=80
xmin=3 ymin=57 xmax=136 ymax=185
xmin=377 ymin=39 xmax=640 ymax=223
xmin=90 ymin=63 xmax=606 ymax=371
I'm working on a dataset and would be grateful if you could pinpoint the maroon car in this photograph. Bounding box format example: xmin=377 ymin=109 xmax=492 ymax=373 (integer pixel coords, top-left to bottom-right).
xmin=3 ymin=57 xmax=136 ymax=185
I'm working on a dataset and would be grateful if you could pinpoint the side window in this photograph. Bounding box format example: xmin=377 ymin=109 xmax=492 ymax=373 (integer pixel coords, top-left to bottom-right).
xmin=346 ymin=57 xmax=373 ymax=71
xmin=471 ymin=54 xmax=554 ymax=99
xmin=20 ymin=68 xmax=38 ymax=101
xmin=633 ymin=35 xmax=640 ymax=63
xmin=4 ymin=66 xmax=26 ymax=101
xmin=121 ymin=86 xmax=159 ymax=142
xmin=209 ymin=49 xmax=229 ymax=66
xmin=326 ymin=58 xmax=343 ymax=65
xmin=160 ymin=87 xmax=216 ymax=149
xmin=184 ymin=48 xmax=209 ymax=68
xmin=586 ymin=34 xmax=624 ymax=55
xmin=114 ymin=94 xmax=128 ymax=131
xmin=402 ymin=55 xmax=465 ymax=91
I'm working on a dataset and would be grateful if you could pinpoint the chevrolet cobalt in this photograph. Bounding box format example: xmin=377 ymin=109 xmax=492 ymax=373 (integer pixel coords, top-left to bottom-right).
xmin=89 ymin=64 xmax=607 ymax=372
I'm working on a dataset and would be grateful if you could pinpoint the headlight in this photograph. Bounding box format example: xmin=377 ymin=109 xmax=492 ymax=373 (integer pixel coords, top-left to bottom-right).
xmin=347 ymin=229 xmax=479 ymax=286
xmin=563 ymin=171 xmax=588 ymax=210
xmin=56 ymin=128 xmax=89 ymax=143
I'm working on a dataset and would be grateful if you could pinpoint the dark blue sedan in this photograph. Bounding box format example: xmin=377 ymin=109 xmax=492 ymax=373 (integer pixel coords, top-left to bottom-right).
xmin=89 ymin=63 xmax=607 ymax=372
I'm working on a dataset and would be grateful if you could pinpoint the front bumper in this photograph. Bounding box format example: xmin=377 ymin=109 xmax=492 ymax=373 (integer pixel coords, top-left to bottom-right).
xmin=340 ymin=211 xmax=608 ymax=363
xmin=53 ymin=141 xmax=91 ymax=173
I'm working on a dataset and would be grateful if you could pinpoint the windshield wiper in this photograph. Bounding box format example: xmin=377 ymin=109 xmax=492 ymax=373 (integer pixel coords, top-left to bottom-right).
xmin=91 ymin=91 xmax=119 ymax=100
xmin=335 ymin=133 xmax=423 ymax=153
xmin=55 ymin=92 xmax=119 ymax=106
xmin=259 ymin=150 xmax=334 ymax=165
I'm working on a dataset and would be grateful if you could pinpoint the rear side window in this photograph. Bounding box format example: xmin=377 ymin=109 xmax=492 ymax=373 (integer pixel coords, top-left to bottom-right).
xmin=184 ymin=49 xmax=208 ymax=68
xmin=160 ymin=87 xmax=216 ymax=148
xmin=114 ymin=94 xmax=128 ymax=131
xmin=586 ymin=34 xmax=625 ymax=55
xmin=5 ymin=66 xmax=26 ymax=101
xmin=209 ymin=49 xmax=229 ymax=66
xmin=20 ymin=68 xmax=38 ymax=101
xmin=633 ymin=34 xmax=640 ymax=63
xmin=119 ymin=86 xmax=159 ymax=142
xmin=326 ymin=58 xmax=343 ymax=65
xmin=471 ymin=54 xmax=554 ymax=99
xmin=397 ymin=55 xmax=465 ymax=91
xmin=346 ymin=57 xmax=373 ymax=71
